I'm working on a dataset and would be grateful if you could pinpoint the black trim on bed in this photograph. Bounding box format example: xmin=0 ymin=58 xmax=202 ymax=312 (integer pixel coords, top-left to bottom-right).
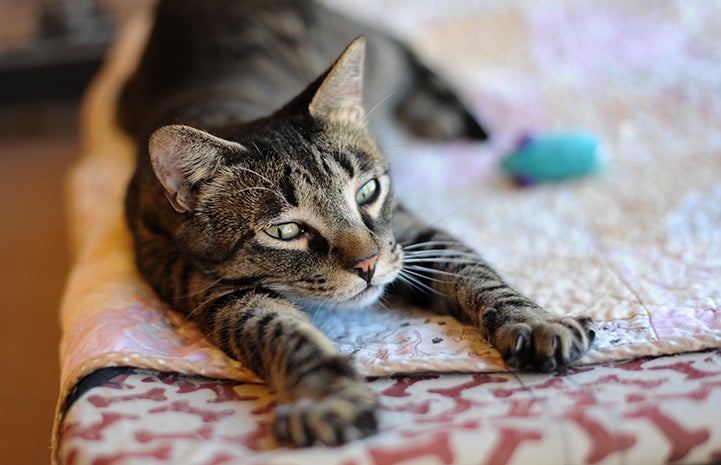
xmin=63 ymin=367 xmax=137 ymax=413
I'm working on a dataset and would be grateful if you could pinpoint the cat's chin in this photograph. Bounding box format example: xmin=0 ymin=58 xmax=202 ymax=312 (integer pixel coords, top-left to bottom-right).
xmin=291 ymin=284 xmax=386 ymax=312
xmin=335 ymin=284 xmax=386 ymax=310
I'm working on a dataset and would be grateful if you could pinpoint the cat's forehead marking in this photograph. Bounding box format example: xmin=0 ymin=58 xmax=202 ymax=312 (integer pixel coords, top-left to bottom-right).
xmin=329 ymin=151 xmax=355 ymax=178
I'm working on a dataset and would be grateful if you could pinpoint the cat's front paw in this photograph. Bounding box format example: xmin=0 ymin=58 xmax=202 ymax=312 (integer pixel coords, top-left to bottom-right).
xmin=272 ymin=383 xmax=378 ymax=446
xmin=484 ymin=308 xmax=597 ymax=372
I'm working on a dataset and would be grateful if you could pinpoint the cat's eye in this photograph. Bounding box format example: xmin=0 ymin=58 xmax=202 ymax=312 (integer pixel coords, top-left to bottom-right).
xmin=356 ymin=179 xmax=379 ymax=206
xmin=264 ymin=222 xmax=303 ymax=240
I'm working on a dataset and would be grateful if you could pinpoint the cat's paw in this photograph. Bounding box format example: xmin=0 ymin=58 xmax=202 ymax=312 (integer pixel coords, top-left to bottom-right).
xmin=272 ymin=383 xmax=378 ymax=446
xmin=484 ymin=308 xmax=597 ymax=372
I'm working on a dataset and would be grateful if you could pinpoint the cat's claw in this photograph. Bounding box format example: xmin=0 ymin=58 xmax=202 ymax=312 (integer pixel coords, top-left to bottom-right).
xmin=490 ymin=310 xmax=597 ymax=372
xmin=273 ymin=386 xmax=378 ymax=446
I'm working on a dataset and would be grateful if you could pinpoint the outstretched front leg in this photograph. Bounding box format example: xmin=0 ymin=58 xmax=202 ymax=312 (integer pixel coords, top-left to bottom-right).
xmin=391 ymin=206 xmax=597 ymax=372
xmin=193 ymin=290 xmax=378 ymax=446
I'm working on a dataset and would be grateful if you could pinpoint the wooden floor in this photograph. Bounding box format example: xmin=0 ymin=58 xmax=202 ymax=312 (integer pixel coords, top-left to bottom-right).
xmin=0 ymin=101 xmax=79 ymax=464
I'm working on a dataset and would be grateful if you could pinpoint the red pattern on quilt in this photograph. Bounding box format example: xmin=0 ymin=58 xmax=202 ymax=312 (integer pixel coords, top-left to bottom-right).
xmin=369 ymin=431 xmax=454 ymax=465
xmin=380 ymin=374 xmax=439 ymax=397
xmin=135 ymin=424 xmax=216 ymax=444
xmin=152 ymin=373 xmax=260 ymax=402
xmin=220 ymin=420 xmax=273 ymax=452
xmin=63 ymin=413 xmax=141 ymax=441
xmin=482 ymin=427 xmax=544 ymax=465
xmin=625 ymin=405 xmax=711 ymax=463
xmin=91 ymin=445 xmax=173 ymax=465
xmin=564 ymin=410 xmax=636 ymax=464
xmin=87 ymin=388 xmax=167 ymax=408
xmin=59 ymin=349 xmax=721 ymax=465
xmin=147 ymin=400 xmax=235 ymax=423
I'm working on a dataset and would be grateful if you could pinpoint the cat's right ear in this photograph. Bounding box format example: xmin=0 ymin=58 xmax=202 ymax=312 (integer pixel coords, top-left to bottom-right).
xmin=309 ymin=37 xmax=366 ymax=125
xmin=149 ymin=124 xmax=244 ymax=213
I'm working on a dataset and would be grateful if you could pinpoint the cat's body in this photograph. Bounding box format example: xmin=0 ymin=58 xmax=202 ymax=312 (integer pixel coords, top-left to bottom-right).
xmin=121 ymin=0 xmax=596 ymax=446
xmin=119 ymin=0 xmax=485 ymax=145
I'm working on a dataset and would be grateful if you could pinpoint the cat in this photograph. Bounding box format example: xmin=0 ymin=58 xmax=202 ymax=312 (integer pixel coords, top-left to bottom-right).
xmin=120 ymin=0 xmax=597 ymax=447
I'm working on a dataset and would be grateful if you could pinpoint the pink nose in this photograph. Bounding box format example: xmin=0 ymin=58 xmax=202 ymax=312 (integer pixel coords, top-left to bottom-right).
xmin=352 ymin=254 xmax=378 ymax=284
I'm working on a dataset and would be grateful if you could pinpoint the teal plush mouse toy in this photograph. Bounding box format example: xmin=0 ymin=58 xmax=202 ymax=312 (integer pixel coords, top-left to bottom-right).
xmin=500 ymin=132 xmax=605 ymax=186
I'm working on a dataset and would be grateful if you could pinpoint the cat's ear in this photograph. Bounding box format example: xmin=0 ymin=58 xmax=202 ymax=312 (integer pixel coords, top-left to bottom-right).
xmin=309 ymin=36 xmax=366 ymax=124
xmin=149 ymin=124 xmax=244 ymax=213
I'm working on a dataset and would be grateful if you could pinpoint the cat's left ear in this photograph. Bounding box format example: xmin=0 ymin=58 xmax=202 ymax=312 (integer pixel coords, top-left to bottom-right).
xmin=309 ymin=36 xmax=366 ymax=125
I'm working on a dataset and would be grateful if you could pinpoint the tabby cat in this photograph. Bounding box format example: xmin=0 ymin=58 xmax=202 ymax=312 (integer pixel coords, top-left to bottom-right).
xmin=121 ymin=0 xmax=596 ymax=446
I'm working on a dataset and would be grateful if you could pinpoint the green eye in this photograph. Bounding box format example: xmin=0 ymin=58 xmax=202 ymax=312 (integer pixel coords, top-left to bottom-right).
xmin=356 ymin=179 xmax=379 ymax=205
xmin=264 ymin=222 xmax=303 ymax=240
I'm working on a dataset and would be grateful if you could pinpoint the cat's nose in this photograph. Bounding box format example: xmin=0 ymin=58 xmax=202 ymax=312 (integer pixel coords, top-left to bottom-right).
xmin=351 ymin=254 xmax=378 ymax=284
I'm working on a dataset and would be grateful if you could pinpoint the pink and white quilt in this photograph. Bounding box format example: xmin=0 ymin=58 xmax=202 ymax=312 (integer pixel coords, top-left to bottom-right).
xmin=54 ymin=1 xmax=721 ymax=464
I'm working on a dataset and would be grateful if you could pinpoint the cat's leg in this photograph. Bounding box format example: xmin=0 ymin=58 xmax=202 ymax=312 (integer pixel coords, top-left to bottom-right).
xmin=392 ymin=48 xmax=488 ymax=141
xmin=195 ymin=290 xmax=377 ymax=446
xmin=362 ymin=36 xmax=487 ymax=142
xmin=391 ymin=206 xmax=597 ymax=372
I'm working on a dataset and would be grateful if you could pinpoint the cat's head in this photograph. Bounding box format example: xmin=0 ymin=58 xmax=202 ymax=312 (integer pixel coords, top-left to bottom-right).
xmin=148 ymin=38 xmax=402 ymax=309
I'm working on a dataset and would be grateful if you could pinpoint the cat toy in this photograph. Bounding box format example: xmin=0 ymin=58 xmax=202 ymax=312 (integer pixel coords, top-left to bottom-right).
xmin=500 ymin=131 xmax=605 ymax=186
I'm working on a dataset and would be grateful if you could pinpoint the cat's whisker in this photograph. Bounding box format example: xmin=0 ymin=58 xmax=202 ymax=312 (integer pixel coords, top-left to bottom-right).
xmin=403 ymin=257 xmax=477 ymax=265
xmin=341 ymin=90 xmax=399 ymax=154
xmin=403 ymin=250 xmax=482 ymax=262
xmin=402 ymin=264 xmax=468 ymax=280
xmin=402 ymin=246 xmax=479 ymax=256
xmin=401 ymin=240 xmax=465 ymax=249
xmin=396 ymin=270 xmax=449 ymax=297
xmin=233 ymin=157 xmax=296 ymax=205
xmin=362 ymin=89 xmax=398 ymax=127
xmin=400 ymin=267 xmax=452 ymax=285
xmin=378 ymin=142 xmax=414 ymax=155
xmin=236 ymin=186 xmax=285 ymax=200
xmin=184 ymin=286 xmax=252 ymax=321
xmin=403 ymin=247 xmax=475 ymax=255
xmin=395 ymin=272 xmax=430 ymax=294
xmin=250 ymin=142 xmax=263 ymax=156
xmin=375 ymin=295 xmax=391 ymax=312
xmin=176 ymin=277 xmax=225 ymax=299
xmin=403 ymin=251 xmax=481 ymax=260
xmin=426 ymin=198 xmax=482 ymax=231
xmin=237 ymin=163 xmax=276 ymax=187
xmin=307 ymin=296 xmax=333 ymax=324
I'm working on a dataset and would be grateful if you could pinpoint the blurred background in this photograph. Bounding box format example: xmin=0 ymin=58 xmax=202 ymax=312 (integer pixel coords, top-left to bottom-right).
xmin=0 ymin=0 xmax=136 ymax=462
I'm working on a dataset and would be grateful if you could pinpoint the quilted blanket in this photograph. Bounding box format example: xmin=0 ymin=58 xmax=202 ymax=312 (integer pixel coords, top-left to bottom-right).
xmin=54 ymin=0 xmax=721 ymax=461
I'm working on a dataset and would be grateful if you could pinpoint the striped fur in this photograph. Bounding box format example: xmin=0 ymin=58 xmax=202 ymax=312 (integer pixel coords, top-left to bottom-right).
xmin=122 ymin=0 xmax=595 ymax=446
xmin=391 ymin=207 xmax=597 ymax=372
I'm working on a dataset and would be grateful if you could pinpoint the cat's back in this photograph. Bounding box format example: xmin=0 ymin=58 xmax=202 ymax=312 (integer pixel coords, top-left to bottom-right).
xmin=119 ymin=0 xmax=368 ymax=137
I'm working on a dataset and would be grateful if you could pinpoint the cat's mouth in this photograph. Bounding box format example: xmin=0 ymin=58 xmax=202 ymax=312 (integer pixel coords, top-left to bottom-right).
xmin=280 ymin=256 xmax=402 ymax=311
xmin=337 ymin=260 xmax=403 ymax=308
xmin=340 ymin=283 xmax=385 ymax=308
xmin=285 ymin=282 xmax=386 ymax=312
